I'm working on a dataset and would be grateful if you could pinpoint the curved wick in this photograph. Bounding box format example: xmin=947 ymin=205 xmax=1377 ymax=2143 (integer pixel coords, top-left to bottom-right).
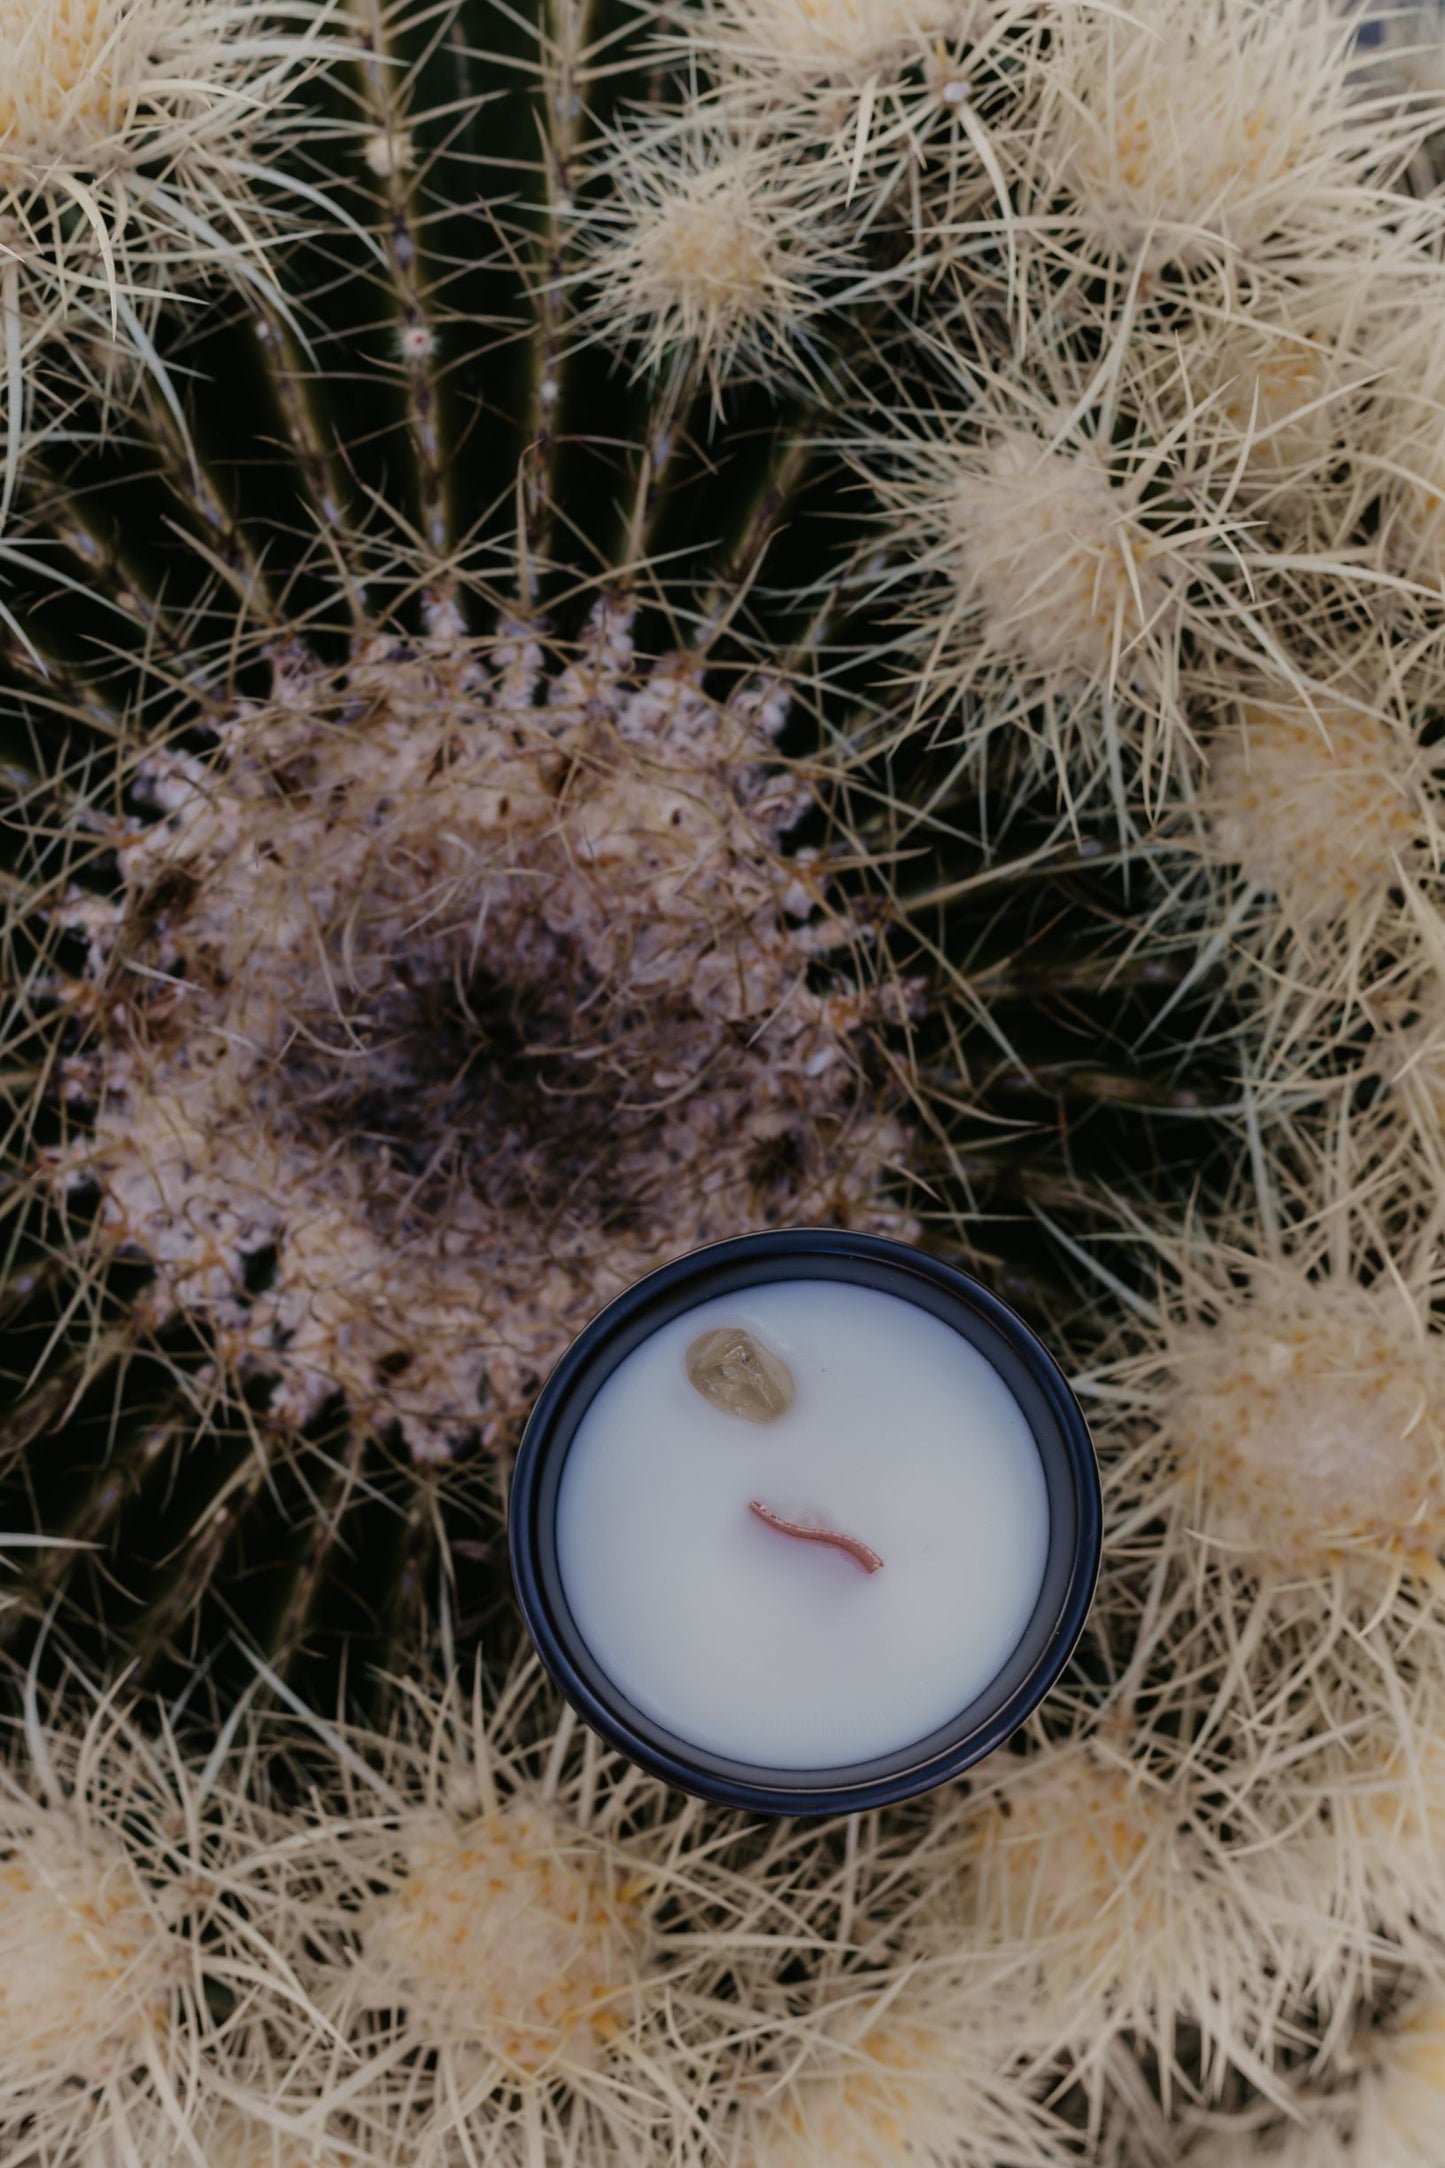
xmin=748 ymin=1500 xmax=884 ymax=1574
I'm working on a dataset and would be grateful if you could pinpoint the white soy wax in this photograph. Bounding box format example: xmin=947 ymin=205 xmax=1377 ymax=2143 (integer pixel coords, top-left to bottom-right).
xmin=555 ymin=1278 xmax=1050 ymax=1768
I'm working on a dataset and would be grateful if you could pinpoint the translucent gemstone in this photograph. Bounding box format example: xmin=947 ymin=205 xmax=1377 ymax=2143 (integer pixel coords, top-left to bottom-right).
xmin=685 ymin=1327 xmax=794 ymax=1424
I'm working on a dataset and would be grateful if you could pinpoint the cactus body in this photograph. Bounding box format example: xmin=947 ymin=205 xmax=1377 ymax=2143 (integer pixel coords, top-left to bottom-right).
xmin=12 ymin=4 xmax=1445 ymax=2161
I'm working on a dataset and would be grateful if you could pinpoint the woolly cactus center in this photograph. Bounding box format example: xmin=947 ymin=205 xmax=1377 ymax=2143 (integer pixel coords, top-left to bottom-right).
xmin=360 ymin=1800 xmax=648 ymax=2070
xmin=194 ymin=2116 xmax=352 ymax=2168
xmin=1350 ymin=1723 xmax=1445 ymax=1854
xmin=0 ymin=1818 xmax=175 ymax=2079
xmin=640 ymin=187 xmax=776 ymax=316
xmin=1362 ymin=1997 xmax=1445 ymax=2142
xmin=275 ymin=955 xmax=647 ymax=1229
xmin=1389 ymin=430 xmax=1445 ymax=585
xmin=1162 ymin=1284 xmax=1445 ymax=1571
xmin=1066 ymin=28 xmax=1307 ymax=262
xmin=1098 ymin=89 xmax=1283 ymax=200
xmin=973 ymin=1753 xmax=1163 ymax=1946
xmin=55 ymin=638 xmax=910 ymax=1454
xmin=749 ymin=2024 xmax=942 ymax=2168
xmin=89 ymin=2116 xmax=353 ymax=2168
xmin=722 ymin=0 xmax=978 ymax=81
xmin=1382 ymin=1000 xmax=1445 ymax=1134
xmin=1212 ymin=336 xmax=1332 ymax=473
xmin=0 ymin=0 xmax=157 ymax=154
xmin=960 ymin=434 xmax=1167 ymax=679
xmin=1206 ymin=701 xmax=1421 ymax=924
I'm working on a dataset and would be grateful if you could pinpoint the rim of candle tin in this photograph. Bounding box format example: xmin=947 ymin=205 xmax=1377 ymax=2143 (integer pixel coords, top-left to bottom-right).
xmin=509 ymin=1228 xmax=1101 ymax=1817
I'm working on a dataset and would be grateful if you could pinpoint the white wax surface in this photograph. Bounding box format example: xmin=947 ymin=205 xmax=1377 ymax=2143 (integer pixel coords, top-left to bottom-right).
xmin=556 ymin=1279 xmax=1050 ymax=1768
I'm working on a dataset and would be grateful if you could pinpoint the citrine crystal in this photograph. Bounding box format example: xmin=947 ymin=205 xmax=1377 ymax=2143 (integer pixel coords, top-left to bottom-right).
xmin=685 ymin=1327 xmax=794 ymax=1424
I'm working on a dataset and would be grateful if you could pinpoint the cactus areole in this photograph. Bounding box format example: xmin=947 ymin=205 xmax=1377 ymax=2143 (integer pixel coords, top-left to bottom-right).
xmin=510 ymin=1229 xmax=1101 ymax=1814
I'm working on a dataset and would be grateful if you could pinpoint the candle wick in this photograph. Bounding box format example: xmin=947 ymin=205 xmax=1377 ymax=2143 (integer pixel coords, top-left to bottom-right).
xmin=747 ymin=1500 xmax=884 ymax=1574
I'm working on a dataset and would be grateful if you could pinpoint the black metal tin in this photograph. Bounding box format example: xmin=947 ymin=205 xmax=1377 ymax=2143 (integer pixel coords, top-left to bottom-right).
xmin=509 ymin=1229 xmax=1100 ymax=1817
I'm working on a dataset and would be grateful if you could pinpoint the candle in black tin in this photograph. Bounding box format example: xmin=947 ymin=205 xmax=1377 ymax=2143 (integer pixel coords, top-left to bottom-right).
xmin=510 ymin=1230 xmax=1100 ymax=1817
